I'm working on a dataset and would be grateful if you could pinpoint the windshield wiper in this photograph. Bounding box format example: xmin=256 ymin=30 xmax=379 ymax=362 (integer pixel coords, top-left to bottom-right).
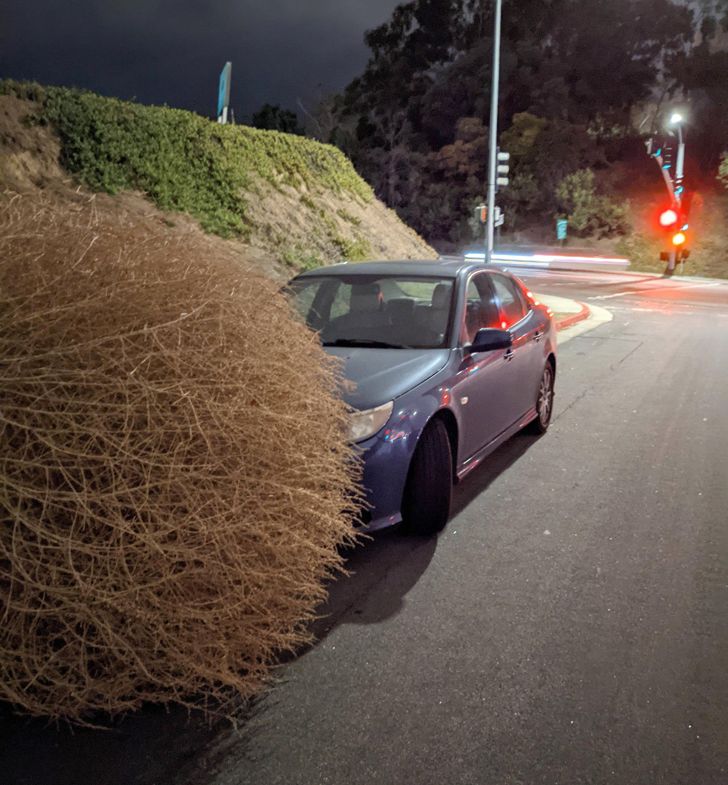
xmin=323 ymin=338 xmax=410 ymax=349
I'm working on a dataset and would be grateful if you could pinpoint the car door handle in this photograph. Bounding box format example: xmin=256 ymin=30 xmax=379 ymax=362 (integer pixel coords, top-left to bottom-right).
xmin=503 ymin=349 xmax=514 ymax=362
xmin=532 ymin=331 xmax=542 ymax=343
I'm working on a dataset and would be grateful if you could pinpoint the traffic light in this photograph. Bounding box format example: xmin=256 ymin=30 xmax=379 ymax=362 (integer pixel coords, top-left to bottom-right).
xmin=496 ymin=149 xmax=509 ymax=189
xmin=659 ymin=208 xmax=678 ymax=227
xmin=474 ymin=203 xmax=504 ymax=225
xmin=656 ymin=203 xmax=691 ymax=267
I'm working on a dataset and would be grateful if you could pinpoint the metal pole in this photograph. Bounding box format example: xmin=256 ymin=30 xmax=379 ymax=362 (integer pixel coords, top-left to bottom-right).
xmin=675 ymin=124 xmax=685 ymax=195
xmin=675 ymin=124 xmax=685 ymax=206
xmin=485 ymin=0 xmax=502 ymax=264
xmin=668 ymin=124 xmax=685 ymax=274
xmin=667 ymin=249 xmax=676 ymax=274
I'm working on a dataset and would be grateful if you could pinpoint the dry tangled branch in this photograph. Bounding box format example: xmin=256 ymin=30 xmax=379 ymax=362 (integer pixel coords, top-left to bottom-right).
xmin=0 ymin=191 xmax=360 ymax=723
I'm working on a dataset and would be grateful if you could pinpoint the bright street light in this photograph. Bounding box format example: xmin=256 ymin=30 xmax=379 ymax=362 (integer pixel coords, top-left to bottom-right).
xmin=669 ymin=112 xmax=684 ymax=125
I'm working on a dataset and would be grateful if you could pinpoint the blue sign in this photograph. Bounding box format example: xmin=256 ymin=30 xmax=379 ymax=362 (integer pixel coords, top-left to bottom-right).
xmin=556 ymin=218 xmax=568 ymax=241
xmin=217 ymin=62 xmax=232 ymax=118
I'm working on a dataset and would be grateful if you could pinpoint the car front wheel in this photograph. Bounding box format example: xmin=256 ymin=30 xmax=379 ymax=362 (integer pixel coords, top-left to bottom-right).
xmin=402 ymin=418 xmax=452 ymax=536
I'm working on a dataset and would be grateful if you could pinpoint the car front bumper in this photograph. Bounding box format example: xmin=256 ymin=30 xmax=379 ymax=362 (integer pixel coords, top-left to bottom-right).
xmin=356 ymin=422 xmax=419 ymax=531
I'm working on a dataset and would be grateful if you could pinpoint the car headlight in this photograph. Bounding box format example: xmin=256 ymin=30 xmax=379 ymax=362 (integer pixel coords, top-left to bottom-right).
xmin=349 ymin=401 xmax=394 ymax=444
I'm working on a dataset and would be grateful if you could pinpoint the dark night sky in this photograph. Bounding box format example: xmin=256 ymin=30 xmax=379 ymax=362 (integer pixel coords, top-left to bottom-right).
xmin=0 ymin=1 xmax=402 ymax=119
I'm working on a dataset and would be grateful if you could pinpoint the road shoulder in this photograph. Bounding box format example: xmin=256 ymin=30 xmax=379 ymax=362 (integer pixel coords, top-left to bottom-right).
xmin=536 ymin=292 xmax=613 ymax=344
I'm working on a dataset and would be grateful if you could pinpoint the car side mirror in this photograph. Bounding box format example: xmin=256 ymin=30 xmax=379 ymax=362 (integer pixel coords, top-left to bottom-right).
xmin=467 ymin=328 xmax=512 ymax=353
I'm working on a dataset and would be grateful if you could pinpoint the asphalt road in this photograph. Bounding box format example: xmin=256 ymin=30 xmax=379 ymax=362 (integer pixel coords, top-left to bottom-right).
xmin=3 ymin=269 xmax=728 ymax=785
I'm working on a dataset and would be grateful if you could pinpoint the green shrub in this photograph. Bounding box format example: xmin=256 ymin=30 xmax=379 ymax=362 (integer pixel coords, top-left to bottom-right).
xmin=0 ymin=79 xmax=47 ymax=103
xmin=282 ymin=246 xmax=325 ymax=272
xmin=332 ymin=235 xmax=371 ymax=261
xmin=719 ymin=153 xmax=728 ymax=190
xmin=337 ymin=207 xmax=362 ymax=226
xmin=555 ymin=169 xmax=629 ymax=238
xmin=615 ymin=233 xmax=664 ymax=274
xmin=0 ymin=80 xmax=373 ymax=239
xmin=300 ymin=194 xmax=319 ymax=211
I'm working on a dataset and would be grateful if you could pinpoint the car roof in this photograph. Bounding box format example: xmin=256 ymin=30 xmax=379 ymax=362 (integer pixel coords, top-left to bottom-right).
xmin=293 ymin=258 xmax=497 ymax=280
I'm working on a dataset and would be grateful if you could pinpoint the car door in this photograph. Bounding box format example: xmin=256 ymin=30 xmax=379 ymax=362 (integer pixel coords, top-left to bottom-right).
xmin=452 ymin=272 xmax=513 ymax=462
xmin=490 ymin=272 xmax=542 ymax=422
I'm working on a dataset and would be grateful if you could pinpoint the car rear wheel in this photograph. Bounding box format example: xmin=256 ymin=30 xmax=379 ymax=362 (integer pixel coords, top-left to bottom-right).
xmin=527 ymin=362 xmax=555 ymax=434
xmin=402 ymin=418 xmax=452 ymax=536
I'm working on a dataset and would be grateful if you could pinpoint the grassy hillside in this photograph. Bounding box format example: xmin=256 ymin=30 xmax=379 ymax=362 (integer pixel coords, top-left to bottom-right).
xmin=0 ymin=80 xmax=434 ymax=271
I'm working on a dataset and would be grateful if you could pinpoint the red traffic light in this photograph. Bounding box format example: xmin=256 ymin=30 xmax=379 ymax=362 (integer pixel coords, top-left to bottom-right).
xmin=659 ymin=208 xmax=679 ymax=227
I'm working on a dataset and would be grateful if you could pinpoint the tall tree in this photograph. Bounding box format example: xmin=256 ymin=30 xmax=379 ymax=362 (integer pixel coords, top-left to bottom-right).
xmin=668 ymin=1 xmax=728 ymax=174
xmin=251 ymin=104 xmax=303 ymax=135
xmin=332 ymin=0 xmax=701 ymax=245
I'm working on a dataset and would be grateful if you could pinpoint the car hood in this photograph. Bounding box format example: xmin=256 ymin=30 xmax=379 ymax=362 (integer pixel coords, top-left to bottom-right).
xmin=324 ymin=347 xmax=451 ymax=410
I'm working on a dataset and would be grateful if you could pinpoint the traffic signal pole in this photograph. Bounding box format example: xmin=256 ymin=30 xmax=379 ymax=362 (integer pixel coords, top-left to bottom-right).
xmin=671 ymin=125 xmax=687 ymax=273
xmin=647 ymin=115 xmax=687 ymax=274
xmin=485 ymin=0 xmax=502 ymax=264
xmin=666 ymin=127 xmax=686 ymax=273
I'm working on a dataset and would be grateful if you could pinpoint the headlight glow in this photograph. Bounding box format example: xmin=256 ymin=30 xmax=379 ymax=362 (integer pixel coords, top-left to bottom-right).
xmin=349 ymin=401 xmax=394 ymax=443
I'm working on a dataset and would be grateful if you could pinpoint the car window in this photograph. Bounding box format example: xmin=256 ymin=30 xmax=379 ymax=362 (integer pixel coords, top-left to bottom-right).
xmin=492 ymin=274 xmax=527 ymax=328
xmin=395 ymin=280 xmax=439 ymax=299
xmin=292 ymin=280 xmax=317 ymax=318
xmin=330 ymin=282 xmax=355 ymax=319
xmin=287 ymin=274 xmax=455 ymax=349
xmin=461 ymin=273 xmax=500 ymax=344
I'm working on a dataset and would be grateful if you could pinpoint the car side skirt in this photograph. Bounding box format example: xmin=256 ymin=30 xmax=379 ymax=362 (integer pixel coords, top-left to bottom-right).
xmin=455 ymin=407 xmax=537 ymax=482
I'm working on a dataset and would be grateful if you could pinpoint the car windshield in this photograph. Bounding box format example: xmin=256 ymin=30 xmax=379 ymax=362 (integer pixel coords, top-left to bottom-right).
xmin=287 ymin=274 xmax=455 ymax=349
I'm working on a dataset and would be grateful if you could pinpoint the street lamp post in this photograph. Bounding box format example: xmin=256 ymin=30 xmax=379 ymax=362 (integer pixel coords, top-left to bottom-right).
xmin=485 ymin=0 xmax=502 ymax=264
xmin=668 ymin=112 xmax=686 ymax=273
xmin=646 ymin=111 xmax=690 ymax=274
xmin=671 ymin=114 xmax=685 ymax=196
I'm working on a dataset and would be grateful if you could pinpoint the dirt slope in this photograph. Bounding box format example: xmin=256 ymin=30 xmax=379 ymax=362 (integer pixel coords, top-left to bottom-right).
xmin=0 ymin=91 xmax=435 ymax=278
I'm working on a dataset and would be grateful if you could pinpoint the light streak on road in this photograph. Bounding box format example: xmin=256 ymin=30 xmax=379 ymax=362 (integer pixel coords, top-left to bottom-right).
xmin=589 ymin=282 xmax=721 ymax=301
xmin=463 ymin=250 xmax=630 ymax=270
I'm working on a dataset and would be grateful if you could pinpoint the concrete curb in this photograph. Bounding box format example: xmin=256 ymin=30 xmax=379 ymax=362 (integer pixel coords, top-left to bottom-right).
xmin=555 ymin=302 xmax=590 ymax=331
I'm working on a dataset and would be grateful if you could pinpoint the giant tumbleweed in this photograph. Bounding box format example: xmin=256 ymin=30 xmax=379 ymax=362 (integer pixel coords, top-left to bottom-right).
xmin=0 ymin=191 xmax=360 ymax=723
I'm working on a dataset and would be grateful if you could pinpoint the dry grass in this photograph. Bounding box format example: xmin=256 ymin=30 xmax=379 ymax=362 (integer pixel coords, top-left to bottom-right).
xmin=0 ymin=191 xmax=361 ymax=724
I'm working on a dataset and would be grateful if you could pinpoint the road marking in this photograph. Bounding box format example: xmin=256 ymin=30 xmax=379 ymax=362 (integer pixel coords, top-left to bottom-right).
xmin=588 ymin=291 xmax=636 ymax=300
xmin=558 ymin=303 xmax=613 ymax=344
xmin=589 ymin=281 xmax=722 ymax=301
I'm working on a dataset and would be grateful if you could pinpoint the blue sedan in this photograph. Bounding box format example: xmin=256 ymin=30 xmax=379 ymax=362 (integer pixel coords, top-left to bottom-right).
xmin=288 ymin=260 xmax=557 ymax=536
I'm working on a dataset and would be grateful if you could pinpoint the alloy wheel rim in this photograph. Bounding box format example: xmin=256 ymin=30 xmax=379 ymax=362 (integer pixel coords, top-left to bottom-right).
xmin=538 ymin=367 xmax=553 ymax=425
